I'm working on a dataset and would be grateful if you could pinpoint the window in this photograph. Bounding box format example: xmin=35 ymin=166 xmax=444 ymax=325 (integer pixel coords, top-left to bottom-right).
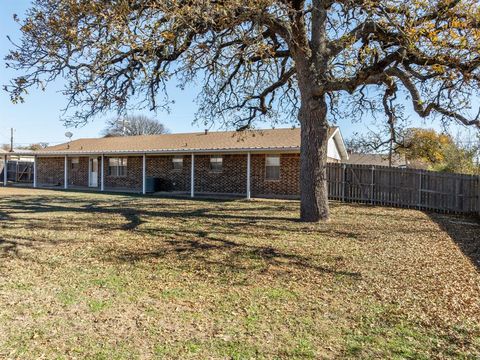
xmin=108 ymin=157 xmax=127 ymax=177
xmin=172 ymin=155 xmax=183 ymax=170
xmin=210 ymin=156 xmax=223 ymax=172
xmin=265 ymin=155 xmax=280 ymax=180
xmin=71 ymin=157 xmax=79 ymax=171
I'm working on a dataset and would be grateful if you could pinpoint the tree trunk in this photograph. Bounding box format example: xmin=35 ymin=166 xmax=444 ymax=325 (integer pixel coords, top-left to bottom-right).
xmin=298 ymin=94 xmax=330 ymax=222
xmin=295 ymin=0 xmax=330 ymax=222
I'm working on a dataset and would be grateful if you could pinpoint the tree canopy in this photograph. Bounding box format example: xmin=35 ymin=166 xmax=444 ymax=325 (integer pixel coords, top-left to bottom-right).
xmin=401 ymin=128 xmax=453 ymax=164
xmin=102 ymin=115 xmax=168 ymax=137
xmin=6 ymin=0 xmax=480 ymax=128
xmin=5 ymin=0 xmax=480 ymax=221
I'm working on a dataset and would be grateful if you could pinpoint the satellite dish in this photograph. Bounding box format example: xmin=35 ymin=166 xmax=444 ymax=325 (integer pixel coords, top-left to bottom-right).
xmin=65 ymin=131 xmax=73 ymax=141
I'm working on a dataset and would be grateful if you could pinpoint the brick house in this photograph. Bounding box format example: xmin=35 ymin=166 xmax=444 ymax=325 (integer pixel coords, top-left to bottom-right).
xmin=4 ymin=127 xmax=348 ymax=198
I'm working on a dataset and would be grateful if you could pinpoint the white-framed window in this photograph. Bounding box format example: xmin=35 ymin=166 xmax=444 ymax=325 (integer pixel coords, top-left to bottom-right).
xmin=172 ymin=155 xmax=183 ymax=170
xmin=71 ymin=157 xmax=80 ymax=171
xmin=210 ymin=156 xmax=223 ymax=172
xmin=108 ymin=157 xmax=127 ymax=177
xmin=265 ymin=155 xmax=280 ymax=180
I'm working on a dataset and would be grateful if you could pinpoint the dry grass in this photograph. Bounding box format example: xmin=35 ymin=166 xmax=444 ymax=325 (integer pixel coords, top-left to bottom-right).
xmin=0 ymin=187 xmax=479 ymax=359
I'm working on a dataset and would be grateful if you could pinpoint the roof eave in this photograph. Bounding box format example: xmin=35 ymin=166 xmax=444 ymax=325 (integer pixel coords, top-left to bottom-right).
xmin=24 ymin=146 xmax=301 ymax=157
xmin=330 ymin=128 xmax=349 ymax=161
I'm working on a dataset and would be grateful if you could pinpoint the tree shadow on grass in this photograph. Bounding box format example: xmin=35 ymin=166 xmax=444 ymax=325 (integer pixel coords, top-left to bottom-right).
xmin=0 ymin=193 xmax=362 ymax=279
xmin=0 ymin=237 xmax=21 ymax=258
xmin=428 ymin=212 xmax=480 ymax=271
xmin=0 ymin=234 xmax=48 ymax=259
xmin=107 ymin=230 xmax=362 ymax=279
xmin=0 ymin=194 xmax=298 ymax=229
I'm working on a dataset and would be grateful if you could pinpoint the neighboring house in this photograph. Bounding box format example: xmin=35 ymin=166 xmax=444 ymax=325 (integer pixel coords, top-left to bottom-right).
xmin=9 ymin=149 xmax=35 ymax=163
xmin=0 ymin=148 xmax=35 ymax=162
xmin=345 ymin=152 xmax=409 ymax=168
xmin=6 ymin=127 xmax=348 ymax=198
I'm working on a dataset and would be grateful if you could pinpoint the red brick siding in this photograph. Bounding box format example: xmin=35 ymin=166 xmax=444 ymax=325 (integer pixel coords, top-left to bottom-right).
xmin=146 ymin=155 xmax=191 ymax=191
xmin=37 ymin=157 xmax=65 ymax=186
xmin=37 ymin=153 xmax=305 ymax=197
xmin=68 ymin=157 xmax=89 ymax=187
xmin=102 ymin=156 xmax=142 ymax=190
xmin=194 ymin=155 xmax=247 ymax=194
xmin=251 ymin=154 xmax=300 ymax=196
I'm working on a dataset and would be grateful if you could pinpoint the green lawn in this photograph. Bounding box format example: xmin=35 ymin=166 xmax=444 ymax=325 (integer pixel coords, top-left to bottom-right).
xmin=0 ymin=187 xmax=479 ymax=359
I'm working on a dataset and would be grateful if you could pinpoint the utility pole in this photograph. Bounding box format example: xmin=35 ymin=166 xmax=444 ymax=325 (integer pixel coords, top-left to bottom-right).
xmin=10 ymin=128 xmax=14 ymax=153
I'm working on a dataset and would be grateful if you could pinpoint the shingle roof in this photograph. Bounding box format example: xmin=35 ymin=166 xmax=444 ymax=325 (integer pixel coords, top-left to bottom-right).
xmin=345 ymin=153 xmax=407 ymax=167
xmin=37 ymin=127 xmax=338 ymax=155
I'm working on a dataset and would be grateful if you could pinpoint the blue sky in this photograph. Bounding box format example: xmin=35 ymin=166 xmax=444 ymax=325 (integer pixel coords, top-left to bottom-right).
xmin=0 ymin=1 xmax=477 ymax=147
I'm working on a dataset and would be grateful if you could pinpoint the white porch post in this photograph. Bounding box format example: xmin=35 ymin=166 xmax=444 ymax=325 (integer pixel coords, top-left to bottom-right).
xmin=142 ymin=154 xmax=146 ymax=195
xmin=190 ymin=154 xmax=195 ymax=198
xmin=246 ymin=152 xmax=251 ymax=200
xmin=100 ymin=154 xmax=105 ymax=191
xmin=33 ymin=155 xmax=37 ymax=188
xmin=3 ymin=155 xmax=7 ymax=186
xmin=64 ymin=155 xmax=68 ymax=189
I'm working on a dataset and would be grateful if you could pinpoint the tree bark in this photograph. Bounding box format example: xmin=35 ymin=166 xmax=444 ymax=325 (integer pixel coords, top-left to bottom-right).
xmin=298 ymin=93 xmax=330 ymax=222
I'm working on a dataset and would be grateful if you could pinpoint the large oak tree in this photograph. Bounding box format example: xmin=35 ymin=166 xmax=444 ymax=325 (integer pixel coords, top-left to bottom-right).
xmin=5 ymin=0 xmax=480 ymax=221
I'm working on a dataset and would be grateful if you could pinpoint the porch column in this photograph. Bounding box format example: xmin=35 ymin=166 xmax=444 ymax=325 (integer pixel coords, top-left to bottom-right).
xmin=190 ymin=154 xmax=195 ymax=198
xmin=100 ymin=155 xmax=105 ymax=191
xmin=142 ymin=154 xmax=146 ymax=195
xmin=246 ymin=152 xmax=251 ymax=200
xmin=33 ymin=156 xmax=37 ymax=188
xmin=3 ymin=155 xmax=7 ymax=186
xmin=64 ymin=155 xmax=68 ymax=189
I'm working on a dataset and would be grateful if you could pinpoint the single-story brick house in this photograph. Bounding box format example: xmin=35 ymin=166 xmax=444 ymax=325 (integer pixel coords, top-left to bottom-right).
xmin=2 ymin=127 xmax=348 ymax=198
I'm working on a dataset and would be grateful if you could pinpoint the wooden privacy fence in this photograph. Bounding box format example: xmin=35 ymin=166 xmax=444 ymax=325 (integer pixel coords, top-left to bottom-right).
xmin=5 ymin=161 xmax=34 ymax=183
xmin=327 ymin=164 xmax=480 ymax=214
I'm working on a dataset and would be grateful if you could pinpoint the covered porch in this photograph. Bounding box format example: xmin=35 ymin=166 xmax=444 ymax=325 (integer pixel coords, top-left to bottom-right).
xmin=4 ymin=152 xmax=257 ymax=199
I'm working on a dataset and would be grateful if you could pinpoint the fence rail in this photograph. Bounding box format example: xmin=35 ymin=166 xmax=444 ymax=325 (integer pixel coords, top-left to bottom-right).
xmin=327 ymin=163 xmax=480 ymax=214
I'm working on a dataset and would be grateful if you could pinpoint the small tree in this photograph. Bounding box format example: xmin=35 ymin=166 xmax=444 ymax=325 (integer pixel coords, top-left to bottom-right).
xmin=102 ymin=115 xmax=168 ymax=137
xmin=16 ymin=143 xmax=49 ymax=151
xmin=1 ymin=144 xmax=11 ymax=152
xmin=5 ymin=0 xmax=480 ymax=221
xmin=400 ymin=128 xmax=454 ymax=164
xmin=432 ymin=143 xmax=480 ymax=174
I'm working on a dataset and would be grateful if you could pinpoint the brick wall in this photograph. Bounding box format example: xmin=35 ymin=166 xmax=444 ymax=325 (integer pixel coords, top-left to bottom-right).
xmin=68 ymin=157 xmax=89 ymax=187
xmin=194 ymin=154 xmax=247 ymax=194
xmin=37 ymin=153 xmax=304 ymax=197
xmin=104 ymin=156 xmax=143 ymax=191
xmin=251 ymin=154 xmax=300 ymax=197
xmin=37 ymin=157 xmax=65 ymax=186
xmin=147 ymin=155 xmax=191 ymax=191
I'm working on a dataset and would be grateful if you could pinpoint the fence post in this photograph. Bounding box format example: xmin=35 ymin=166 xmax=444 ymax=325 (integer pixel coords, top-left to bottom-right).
xmin=454 ymin=177 xmax=460 ymax=213
xmin=342 ymin=163 xmax=347 ymax=202
xmin=371 ymin=166 xmax=375 ymax=205
xmin=477 ymin=176 xmax=480 ymax=216
xmin=418 ymin=171 xmax=422 ymax=209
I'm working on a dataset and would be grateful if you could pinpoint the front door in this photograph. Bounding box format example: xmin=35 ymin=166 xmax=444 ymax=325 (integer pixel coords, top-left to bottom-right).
xmin=89 ymin=157 xmax=98 ymax=187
